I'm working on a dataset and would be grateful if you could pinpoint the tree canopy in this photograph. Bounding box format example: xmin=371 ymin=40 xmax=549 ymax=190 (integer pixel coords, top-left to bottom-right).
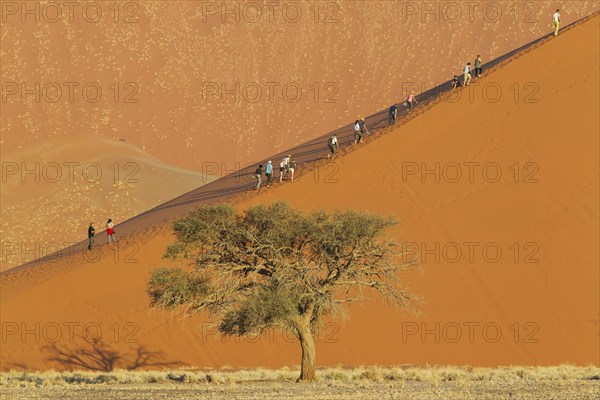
xmin=148 ymin=202 xmax=420 ymax=381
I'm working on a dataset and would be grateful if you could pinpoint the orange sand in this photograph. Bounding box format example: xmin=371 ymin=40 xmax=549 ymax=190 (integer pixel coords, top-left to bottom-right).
xmin=0 ymin=14 xmax=598 ymax=371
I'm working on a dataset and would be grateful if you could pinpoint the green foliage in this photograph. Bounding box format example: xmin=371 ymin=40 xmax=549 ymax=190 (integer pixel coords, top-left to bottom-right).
xmin=164 ymin=204 xmax=236 ymax=259
xmin=219 ymin=285 xmax=300 ymax=335
xmin=149 ymin=202 xmax=419 ymax=337
xmin=148 ymin=268 xmax=210 ymax=310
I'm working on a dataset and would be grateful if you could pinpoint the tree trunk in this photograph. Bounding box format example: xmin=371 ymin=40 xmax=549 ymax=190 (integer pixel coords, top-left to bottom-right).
xmin=296 ymin=320 xmax=317 ymax=382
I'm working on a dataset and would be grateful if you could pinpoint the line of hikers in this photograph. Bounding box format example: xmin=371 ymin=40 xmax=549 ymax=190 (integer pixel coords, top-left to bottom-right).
xmin=255 ymin=49 xmax=501 ymax=188
xmin=451 ymin=54 xmax=484 ymax=89
xmin=257 ymin=10 xmax=564 ymax=189
xmin=255 ymin=154 xmax=297 ymax=189
xmin=388 ymin=52 xmax=484 ymax=129
xmin=388 ymin=91 xmax=419 ymax=126
xmin=87 ymin=219 xmax=116 ymax=250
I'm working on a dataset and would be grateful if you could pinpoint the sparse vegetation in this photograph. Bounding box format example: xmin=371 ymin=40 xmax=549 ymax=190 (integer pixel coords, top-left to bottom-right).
xmin=1 ymin=365 xmax=598 ymax=387
xmin=148 ymin=203 xmax=420 ymax=381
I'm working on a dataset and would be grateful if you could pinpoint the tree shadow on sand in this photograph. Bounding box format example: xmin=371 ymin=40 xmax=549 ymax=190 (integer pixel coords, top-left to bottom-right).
xmin=1 ymin=361 xmax=29 ymax=371
xmin=43 ymin=334 xmax=181 ymax=371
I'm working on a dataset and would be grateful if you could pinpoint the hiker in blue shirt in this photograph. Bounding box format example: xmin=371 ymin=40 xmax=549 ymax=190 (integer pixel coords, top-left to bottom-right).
xmin=265 ymin=160 xmax=273 ymax=187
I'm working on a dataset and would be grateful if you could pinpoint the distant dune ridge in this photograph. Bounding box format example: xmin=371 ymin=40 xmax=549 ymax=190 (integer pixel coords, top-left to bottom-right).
xmin=1 ymin=134 xmax=212 ymax=271
xmin=1 ymin=14 xmax=598 ymax=371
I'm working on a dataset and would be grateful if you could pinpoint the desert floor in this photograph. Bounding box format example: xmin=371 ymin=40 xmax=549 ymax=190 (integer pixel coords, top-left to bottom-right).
xmin=1 ymin=379 xmax=599 ymax=400
xmin=2 ymin=366 xmax=599 ymax=400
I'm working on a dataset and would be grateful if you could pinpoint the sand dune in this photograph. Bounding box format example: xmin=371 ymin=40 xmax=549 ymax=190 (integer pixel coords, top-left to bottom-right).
xmin=2 ymin=1 xmax=597 ymax=172
xmin=0 ymin=134 xmax=211 ymax=270
xmin=3 ymin=2 xmax=597 ymax=271
xmin=0 ymin=14 xmax=598 ymax=371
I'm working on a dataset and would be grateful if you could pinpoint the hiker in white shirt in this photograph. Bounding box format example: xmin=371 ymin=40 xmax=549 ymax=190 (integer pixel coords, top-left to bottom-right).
xmin=327 ymin=135 xmax=338 ymax=158
xmin=553 ymin=9 xmax=561 ymax=36
xmin=353 ymin=120 xmax=363 ymax=144
xmin=280 ymin=155 xmax=290 ymax=182
xmin=463 ymin=62 xmax=472 ymax=86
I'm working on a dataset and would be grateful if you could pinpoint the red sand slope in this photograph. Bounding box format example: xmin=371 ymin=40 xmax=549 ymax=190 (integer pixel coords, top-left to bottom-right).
xmin=1 ymin=15 xmax=598 ymax=371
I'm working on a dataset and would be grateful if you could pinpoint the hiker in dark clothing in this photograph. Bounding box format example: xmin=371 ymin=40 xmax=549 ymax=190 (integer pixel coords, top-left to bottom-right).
xmin=88 ymin=222 xmax=95 ymax=250
xmin=288 ymin=158 xmax=297 ymax=181
xmin=474 ymin=55 xmax=483 ymax=78
xmin=359 ymin=117 xmax=369 ymax=136
xmin=353 ymin=120 xmax=363 ymax=144
xmin=389 ymin=104 xmax=398 ymax=126
xmin=451 ymin=75 xmax=461 ymax=89
xmin=255 ymin=164 xmax=263 ymax=189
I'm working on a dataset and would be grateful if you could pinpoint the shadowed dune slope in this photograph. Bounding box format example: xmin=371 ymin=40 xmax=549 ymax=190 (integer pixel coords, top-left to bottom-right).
xmin=1 ymin=135 xmax=212 ymax=271
xmin=1 ymin=15 xmax=598 ymax=371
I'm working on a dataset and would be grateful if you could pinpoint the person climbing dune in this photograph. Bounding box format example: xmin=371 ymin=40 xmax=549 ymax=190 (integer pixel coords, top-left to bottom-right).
xmin=474 ymin=55 xmax=483 ymax=78
xmin=328 ymin=135 xmax=338 ymax=158
xmin=405 ymin=92 xmax=418 ymax=113
xmin=463 ymin=62 xmax=472 ymax=86
xmin=389 ymin=103 xmax=398 ymax=126
xmin=265 ymin=160 xmax=273 ymax=187
xmin=553 ymin=9 xmax=561 ymax=36
xmin=106 ymin=219 xmax=116 ymax=243
xmin=359 ymin=117 xmax=369 ymax=136
xmin=255 ymin=164 xmax=263 ymax=190
xmin=353 ymin=120 xmax=363 ymax=144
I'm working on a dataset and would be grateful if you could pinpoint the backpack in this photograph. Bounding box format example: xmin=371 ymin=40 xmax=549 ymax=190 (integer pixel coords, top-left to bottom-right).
xmin=328 ymin=137 xmax=335 ymax=146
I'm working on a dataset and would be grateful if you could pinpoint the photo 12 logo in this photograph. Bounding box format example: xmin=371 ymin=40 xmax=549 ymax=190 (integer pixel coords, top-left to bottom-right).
xmin=1 ymin=1 xmax=140 ymax=24
xmin=401 ymin=241 xmax=541 ymax=264
xmin=1 ymin=240 xmax=140 ymax=266
xmin=401 ymin=321 xmax=540 ymax=344
xmin=406 ymin=81 xmax=540 ymax=105
xmin=1 ymin=321 xmax=139 ymax=344
xmin=199 ymin=1 xmax=341 ymax=24
xmin=1 ymin=161 xmax=139 ymax=185
xmin=1 ymin=82 xmax=140 ymax=104
xmin=401 ymin=161 xmax=540 ymax=184
xmin=200 ymin=81 xmax=339 ymax=104
xmin=398 ymin=1 xmax=542 ymax=24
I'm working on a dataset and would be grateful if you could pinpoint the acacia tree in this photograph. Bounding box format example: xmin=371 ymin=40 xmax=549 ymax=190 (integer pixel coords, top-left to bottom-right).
xmin=148 ymin=202 xmax=420 ymax=381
